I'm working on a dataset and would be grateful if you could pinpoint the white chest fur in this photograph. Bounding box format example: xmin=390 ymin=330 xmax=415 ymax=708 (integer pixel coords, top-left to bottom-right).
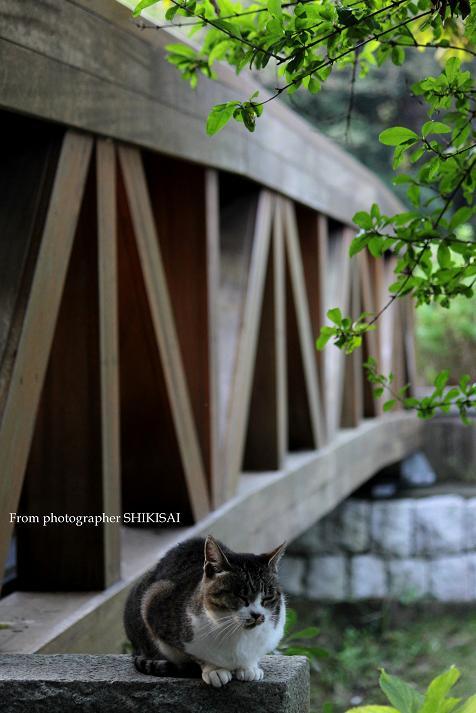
xmin=184 ymin=596 xmax=286 ymax=670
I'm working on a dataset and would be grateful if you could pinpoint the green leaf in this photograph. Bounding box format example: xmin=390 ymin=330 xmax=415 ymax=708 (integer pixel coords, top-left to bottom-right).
xmin=422 ymin=121 xmax=451 ymax=138
xmin=379 ymin=127 xmax=419 ymax=146
xmin=450 ymin=207 xmax=473 ymax=230
xmin=383 ymin=399 xmax=396 ymax=412
xmin=289 ymin=626 xmax=320 ymax=640
xmin=419 ymin=667 xmax=461 ymax=713
xmin=434 ymin=370 xmax=450 ymax=390
xmin=437 ymin=243 xmax=451 ymax=268
xmin=133 ymin=0 xmax=159 ymax=16
xmin=327 ymin=308 xmax=342 ymax=325
xmin=316 ymin=326 xmax=335 ymax=350
xmin=353 ymin=211 xmax=373 ymax=230
xmin=346 ymin=708 xmax=399 ymax=713
xmin=379 ymin=670 xmax=424 ymax=713
xmin=349 ymin=235 xmax=369 ymax=257
xmin=454 ymin=694 xmax=476 ymax=713
xmin=268 ymin=0 xmax=283 ymax=18
xmin=206 ymin=102 xmax=238 ymax=135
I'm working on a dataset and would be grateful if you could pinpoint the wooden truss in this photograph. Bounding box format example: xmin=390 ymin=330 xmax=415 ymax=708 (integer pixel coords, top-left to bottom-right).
xmin=0 ymin=130 xmax=417 ymax=590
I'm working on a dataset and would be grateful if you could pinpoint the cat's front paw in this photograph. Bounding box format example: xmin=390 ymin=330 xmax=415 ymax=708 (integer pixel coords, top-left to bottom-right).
xmin=235 ymin=666 xmax=264 ymax=682
xmin=202 ymin=667 xmax=233 ymax=688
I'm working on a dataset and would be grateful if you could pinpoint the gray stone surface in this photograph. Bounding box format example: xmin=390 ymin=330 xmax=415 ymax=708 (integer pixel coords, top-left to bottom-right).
xmin=467 ymin=499 xmax=476 ymax=550
xmin=414 ymin=496 xmax=465 ymax=556
xmin=334 ymin=501 xmax=371 ymax=553
xmin=350 ymin=555 xmax=386 ymax=599
xmin=468 ymin=553 xmax=476 ymax=599
xmin=307 ymin=556 xmax=346 ymax=600
xmin=371 ymin=500 xmax=414 ymax=557
xmin=280 ymin=556 xmax=306 ymax=596
xmin=287 ymin=522 xmax=325 ymax=555
xmin=388 ymin=559 xmax=429 ymax=599
xmin=0 ymin=654 xmax=309 ymax=713
xmin=429 ymin=555 xmax=471 ymax=602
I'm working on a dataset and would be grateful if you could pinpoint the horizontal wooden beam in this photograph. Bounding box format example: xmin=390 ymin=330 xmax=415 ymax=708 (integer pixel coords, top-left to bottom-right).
xmin=0 ymin=0 xmax=403 ymax=224
xmin=0 ymin=413 xmax=422 ymax=654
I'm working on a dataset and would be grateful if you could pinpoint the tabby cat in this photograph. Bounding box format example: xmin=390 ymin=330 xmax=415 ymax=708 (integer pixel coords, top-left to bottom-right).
xmin=124 ymin=535 xmax=286 ymax=687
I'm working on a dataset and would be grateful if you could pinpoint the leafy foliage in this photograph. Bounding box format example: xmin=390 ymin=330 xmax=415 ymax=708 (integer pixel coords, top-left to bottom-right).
xmin=128 ymin=0 xmax=476 ymax=423
xmin=345 ymin=667 xmax=476 ymax=713
xmin=277 ymin=607 xmax=329 ymax=664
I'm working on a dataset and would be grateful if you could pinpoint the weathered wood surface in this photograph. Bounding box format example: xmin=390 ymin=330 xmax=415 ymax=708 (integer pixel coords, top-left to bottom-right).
xmin=0 ymin=131 xmax=93 ymax=585
xmin=97 ymin=139 xmax=122 ymax=587
xmin=0 ymin=413 xmax=422 ymax=654
xmin=0 ymin=0 xmax=403 ymax=224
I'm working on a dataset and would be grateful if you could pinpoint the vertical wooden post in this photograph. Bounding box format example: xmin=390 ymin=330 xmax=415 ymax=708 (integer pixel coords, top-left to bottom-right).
xmin=97 ymin=139 xmax=121 ymax=586
xmin=243 ymin=196 xmax=287 ymax=472
xmin=205 ymin=170 xmax=222 ymax=507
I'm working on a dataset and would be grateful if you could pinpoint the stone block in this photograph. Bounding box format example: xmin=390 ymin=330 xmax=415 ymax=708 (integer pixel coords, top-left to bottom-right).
xmin=467 ymin=499 xmax=476 ymax=550
xmin=287 ymin=520 xmax=327 ymax=555
xmin=0 ymin=654 xmax=310 ymax=713
xmin=333 ymin=500 xmax=371 ymax=553
xmin=429 ymin=555 xmax=471 ymax=602
xmin=307 ymin=555 xmax=346 ymax=600
xmin=468 ymin=553 xmax=476 ymax=600
xmin=415 ymin=496 xmax=465 ymax=556
xmin=371 ymin=499 xmax=413 ymax=557
xmin=388 ymin=559 xmax=429 ymax=599
xmin=350 ymin=555 xmax=386 ymax=600
xmin=280 ymin=556 xmax=306 ymax=596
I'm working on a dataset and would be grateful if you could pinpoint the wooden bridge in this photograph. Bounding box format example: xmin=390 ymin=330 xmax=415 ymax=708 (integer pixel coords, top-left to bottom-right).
xmin=0 ymin=0 xmax=422 ymax=653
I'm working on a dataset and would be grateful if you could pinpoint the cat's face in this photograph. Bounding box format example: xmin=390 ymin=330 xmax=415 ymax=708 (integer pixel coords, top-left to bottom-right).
xmin=201 ymin=536 xmax=285 ymax=629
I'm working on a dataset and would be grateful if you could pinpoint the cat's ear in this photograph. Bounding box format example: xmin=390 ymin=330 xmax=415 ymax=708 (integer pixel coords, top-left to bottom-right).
xmin=262 ymin=542 xmax=287 ymax=571
xmin=204 ymin=535 xmax=231 ymax=577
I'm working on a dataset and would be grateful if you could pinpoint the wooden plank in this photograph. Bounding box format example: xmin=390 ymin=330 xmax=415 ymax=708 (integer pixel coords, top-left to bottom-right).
xmin=341 ymin=267 xmax=364 ymax=428
xmin=97 ymin=139 xmax=121 ymax=587
xmin=358 ymin=251 xmax=382 ymax=418
xmin=404 ymin=296 xmax=418 ymax=392
xmin=274 ymin=201 xmax=287 ymax=468
xmin=205 ymin=170 xmax=222 ymax=508
xmin=324 ymin=226 xmax=353 ymax=439
xmin=295 ymin=206 xmax=328 ymax=422
xmin=0 ymin=412 xmax=422 ymax=654
xmin=243 ymin=196 xmax=287 ymax=471
xmin=118 ymin=146 xmax=210 ymax=521
xmin=0 ymin=131 xmax=93 ymax=584
xmin=283 ymin=199 xmax=326 ymax=447
xmin=0 ymin=0 xmax=404 ymax=223
xmin=224 ymin=191 xmax=274 ymax=498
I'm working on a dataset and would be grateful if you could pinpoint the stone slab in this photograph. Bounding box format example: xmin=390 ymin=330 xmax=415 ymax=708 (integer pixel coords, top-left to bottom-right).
xmin=0 ymin=654 xmax=310 ymax=713
xmin=307 ymin=555 xmax=347 ymax=600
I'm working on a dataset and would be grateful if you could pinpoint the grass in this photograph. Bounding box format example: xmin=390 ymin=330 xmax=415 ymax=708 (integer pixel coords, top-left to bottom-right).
xmin=289 ymin=598 xmax=476 ymax=713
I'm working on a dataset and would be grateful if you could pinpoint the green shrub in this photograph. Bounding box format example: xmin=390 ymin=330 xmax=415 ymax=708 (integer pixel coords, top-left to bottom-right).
xmin=345 ymin=667 xmax=476 ymax=713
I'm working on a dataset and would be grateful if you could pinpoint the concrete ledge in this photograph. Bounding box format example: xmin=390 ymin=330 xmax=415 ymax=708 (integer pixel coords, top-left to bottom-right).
xmin=0 ymin=654 xmax=310 ymax=713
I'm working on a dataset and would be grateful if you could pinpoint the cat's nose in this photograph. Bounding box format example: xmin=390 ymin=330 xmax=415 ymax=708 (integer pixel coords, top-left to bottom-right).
xmin=250 ymin=611 xmax=265 ymax=625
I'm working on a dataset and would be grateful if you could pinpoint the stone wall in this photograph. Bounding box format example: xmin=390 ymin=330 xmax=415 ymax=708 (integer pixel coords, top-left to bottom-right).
xmin=281 ymin=495 xmax=476 ymax=602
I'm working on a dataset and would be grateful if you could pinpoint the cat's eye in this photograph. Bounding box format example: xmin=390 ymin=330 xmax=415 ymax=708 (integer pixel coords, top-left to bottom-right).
xmin=238 ymin=596 xmax=250 ymax=606
xmin=262 ymin=594 xmax=275 ymax=605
